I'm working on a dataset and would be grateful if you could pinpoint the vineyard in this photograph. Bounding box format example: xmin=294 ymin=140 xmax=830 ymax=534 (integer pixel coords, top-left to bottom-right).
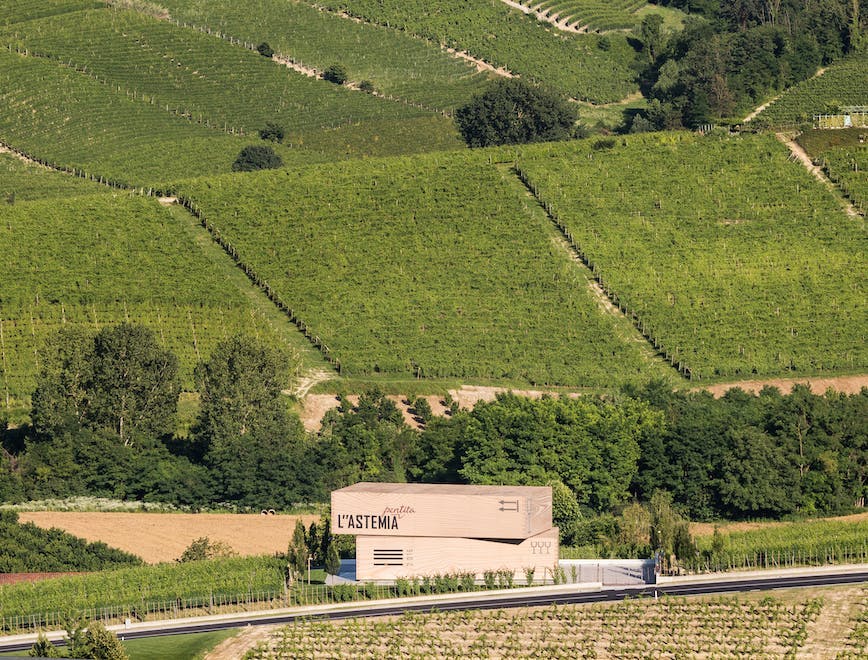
xmin=317 ymin=0 xmax=638 ymax=103
xmin=821 ymin=147 xmax=868 ymax=214
xmin=515 ymin=132 xmax=867 ymax=380
xmin=754 ymin=53 xmax=868 ymax=127
xmin=0 ymin=7 xmax=460 ymax=164
xmin=689 ymin=518 xmax=868 ymax=572
xmin=157 ymin=0 xmax=495 ymax=114
xmin=243 ymin=594 xmax=827 ymax=658
xmin=0 ymin=0 xmax=102 ymax=25
xmin=175 ymin=150 xmax=663 ymax=387
xmin=0 ymin=47 xmax=259 ymax=189
xmin=0 ymin=194 xmax=296 ymax=406
xmin=0 ymin=555 xmax=285 ymax=632
xmin=0 ymin=151 xmax=107 ymax=202
xmin=514 ymin=0 xmax=646 ymax=31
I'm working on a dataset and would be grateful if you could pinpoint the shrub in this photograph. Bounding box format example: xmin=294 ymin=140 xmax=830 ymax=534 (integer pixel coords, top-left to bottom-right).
xmin=256 ymin=42 xmax=274 ymax=58
xmin=358 ymin=80 xmax=375 ymax=93
xmin=231 ymin=145 xmax=283 ymax=172
xmin=323 ymin=64 xmax=348 ymax=85
xmin=258 ymin=122 xmax=285 ymax=143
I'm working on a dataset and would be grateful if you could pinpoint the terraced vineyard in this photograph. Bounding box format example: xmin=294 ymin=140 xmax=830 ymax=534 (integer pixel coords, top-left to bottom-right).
xmin=158 ymin=0 xmax=495 ymax=113
xmin=755 ymin=53 xmax=868 ymax=126
xmin=0 ymin=7 xmax=460 ymax=166
xmin=318 ymin=0 xmax=638 ymax=103
xmin=244 ymin=595 xmax=825 ymax=658
xmin=176 ymin=151 xmax=660 ymax=387
xmin=0 ymin=151 xmax=108 ymax=202
xmin=516 ymin=132 xmax=866 ymax=380
xmin=516 ymin=0 xmax=645 ymax=31
xmin=0 ymin=48 xmax=263 ymax=188
xmin=0 ymin=194 xmax=297 ymax=406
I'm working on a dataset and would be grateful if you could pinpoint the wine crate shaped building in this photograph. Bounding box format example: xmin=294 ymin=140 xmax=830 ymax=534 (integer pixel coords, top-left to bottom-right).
xmin=331 ymin=483 xmax=559 ymax=581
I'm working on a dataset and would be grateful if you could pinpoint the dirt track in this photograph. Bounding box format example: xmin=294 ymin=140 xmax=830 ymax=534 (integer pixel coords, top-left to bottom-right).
xmin=19 ymin=512 xmax=317 ymax=564
xmin=300 ymin=376 xmax=866 ymax=431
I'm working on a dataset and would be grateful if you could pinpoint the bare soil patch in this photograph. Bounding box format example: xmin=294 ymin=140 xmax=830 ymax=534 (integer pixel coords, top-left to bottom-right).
xmin=299 ymin=374 xmax=865 ymax=431
xmin=690 ymin=511 xmax=868 ymax=537
xmin=18 ymin=512 xmax=317 ymax=564
xmin=205 ymin=625 xmax=281 ymax=660
xmin=698 ymin=374 xmax=868 ymax=398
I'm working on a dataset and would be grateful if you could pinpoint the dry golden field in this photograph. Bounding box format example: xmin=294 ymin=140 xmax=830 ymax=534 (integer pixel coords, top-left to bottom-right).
xmin=18 ymin=512 xmax=318 ymax=563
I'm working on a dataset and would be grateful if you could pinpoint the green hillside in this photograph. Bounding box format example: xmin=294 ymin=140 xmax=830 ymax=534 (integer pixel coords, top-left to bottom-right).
xmin=0 ymin=0 xmax=102 ymax=25
xmin=158 ymin=0 xmax=496 ymax=113
xmin=0 ymin=151 xmax=108 ymax=202
xmin=175 ymin=151 xmax=664 ymax=387
xmin=516 ymin=132 xmax=866 ymax=380
xmin=0 ymin=7 xmax=461 ymax=171
xmin=0 ymin=194 xmax=303 ymax=406
xmin=755 ymin=53 xmax=868 ymax=126
xmin=317 ymin=0 xmax=638 ymax=103
xmin=0 ymin=48 xmax=264 ymax=188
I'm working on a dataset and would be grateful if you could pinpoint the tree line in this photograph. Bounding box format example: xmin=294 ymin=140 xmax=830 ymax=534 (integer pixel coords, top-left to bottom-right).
xmin=0 ymin=324 xmax=864 ymax=527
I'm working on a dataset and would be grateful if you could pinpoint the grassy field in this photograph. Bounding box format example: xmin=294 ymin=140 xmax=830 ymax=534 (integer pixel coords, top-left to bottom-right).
xmin=175 ymin=150 xmax=667 ymax=388
xmin=0 ymin=194 xmax=307 ymax=406
xmin=125 ymin=630 xmax=237 ymax=660
xmin=516 ymin=132 xmax=866 ymax=381
xmin=158 ymin=0 xmax=496 ymax=113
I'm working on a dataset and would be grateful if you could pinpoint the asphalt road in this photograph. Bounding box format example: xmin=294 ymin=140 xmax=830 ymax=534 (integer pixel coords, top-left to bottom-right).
xmin=1 ymin=570 xmax=865 ymax=653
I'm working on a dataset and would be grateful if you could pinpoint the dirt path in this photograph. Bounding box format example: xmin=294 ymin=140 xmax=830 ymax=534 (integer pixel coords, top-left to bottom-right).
xmin=798 ymin=586 xmax=866 ymax=659
xmin=204 ymin=625 xmax=280 ymax=660
xmin=290 ymin=368 xmax=334 ymax=398
xmin=444 ymin=46 xmax=515 ymax=77
xmin=299 ymin=374 xmax=866 ymax=431
xmin=699 ymin=374 xmax=868 ymax=398
xmin=273 ymin=54 xmax=320 ymax=79
xmin=776 ymin=132 xmax=862 ymax=217
xmin=0 ymin=142 xmax=50 ymax=169
xmin=499 ymin=0 xmax=587 ymax=33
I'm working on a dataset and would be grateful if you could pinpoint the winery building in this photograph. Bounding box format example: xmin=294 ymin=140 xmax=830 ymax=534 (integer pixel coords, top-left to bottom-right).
xmin=331 ymin=482 xmax=559 ymax=581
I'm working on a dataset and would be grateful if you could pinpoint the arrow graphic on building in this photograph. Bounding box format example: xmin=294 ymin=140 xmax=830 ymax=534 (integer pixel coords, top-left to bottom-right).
xmin=499 ymin=499 xmax=519 ymax=512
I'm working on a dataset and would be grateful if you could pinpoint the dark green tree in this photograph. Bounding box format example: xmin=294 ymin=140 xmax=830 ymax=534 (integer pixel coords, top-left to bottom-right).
xmin=87 ymin=324 xmax=180 ymax=446
xmin=232 ymin=145 xmax=283 ymax=172
xmin=323 ymin=63 xmax=348 ymax=84
xmin=31 ymin=326 xmax=93 ymax=436
xmin=455 ymin=79 xmax=577 ymax=147
xmin=28 ymin=632 xmax=60 ymax=657
xmin=32 ymin=324 xmax=179 ymax=447
xmin=256 ymin=42 xmax=274 ymax=58
xmin=287 ymin=519 xmax=309 ymax=581
xmin=325 ymin=538 xmax=341 ymax=576
xmin=194 ymin=336 xmax=307 ymax=507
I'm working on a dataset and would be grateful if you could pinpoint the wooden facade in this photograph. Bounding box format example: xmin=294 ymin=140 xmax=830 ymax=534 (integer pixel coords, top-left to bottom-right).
xmin=356 ymin=528 xmax=559 ymax=581
xmin=331 ymin=483 xmax=558 ymax=581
